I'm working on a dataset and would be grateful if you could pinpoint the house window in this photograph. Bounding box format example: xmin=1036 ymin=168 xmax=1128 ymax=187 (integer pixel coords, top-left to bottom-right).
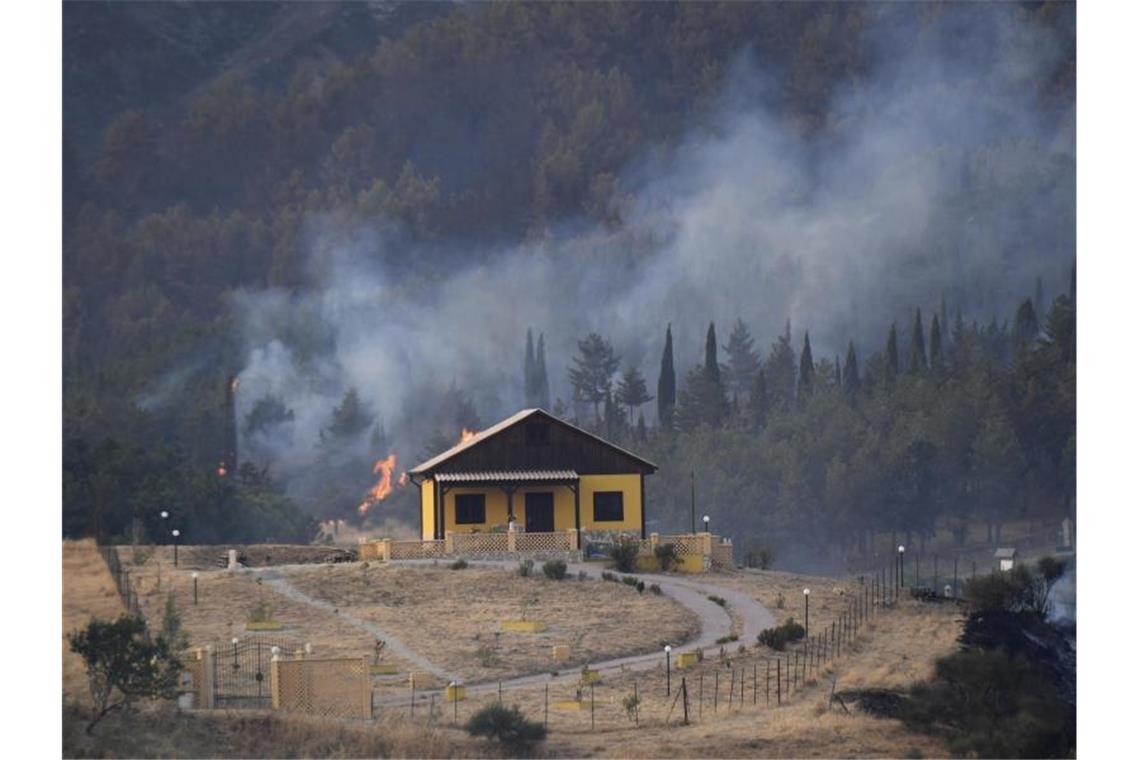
xmin=454 ymin=494 xmax=486 ymax=525
xmin=526 ymin=422 xmax=550 ymax=446
xmin=593 ymin=491 xmax=624 ymax=522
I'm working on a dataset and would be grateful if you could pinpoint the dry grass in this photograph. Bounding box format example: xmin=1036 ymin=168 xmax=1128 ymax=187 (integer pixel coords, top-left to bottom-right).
xmin=63 ymin=701 xmax=473 ymax=758
xmin=716 ymin=569 xmax=865 ymax=642
xmin=424 ymin=596 xmax=962 ymax=758
xmin=62 ymin=539 xmax=125 ymax=705
xmin=282 ymin=562 xmax=700 ymax=684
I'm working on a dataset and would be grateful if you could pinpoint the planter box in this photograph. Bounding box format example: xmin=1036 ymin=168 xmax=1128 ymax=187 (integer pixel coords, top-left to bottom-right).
xmin=445 ymin=684 xmax=467 ymax=702
xmin=552 ymin=699 xmax=585 ymax=710
xmin=501 ymin=620 xmax=548 ymax=633
xmin=579 ymin=668 xmax=600 ymax=685
xmin=677 ymin=652 xmax=700 ymax=669
xmin=551 ymin=645 xmax=570 ymax=661
xmin=370 ymin=663 xmax=398 ymax=675
xmin=244 ymin=621 xmax=283 ymax=631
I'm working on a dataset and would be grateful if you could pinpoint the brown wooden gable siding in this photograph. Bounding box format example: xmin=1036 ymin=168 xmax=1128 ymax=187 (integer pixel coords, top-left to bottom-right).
xmin=432 ymin=413 xmax=655 ymax=476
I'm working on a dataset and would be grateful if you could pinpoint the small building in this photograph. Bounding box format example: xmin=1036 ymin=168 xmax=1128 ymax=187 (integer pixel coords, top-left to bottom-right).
xmin=408 ymin=409 xmax=656 ymax=541
xmin=995 ymin=547 xmax=1017 ymax=572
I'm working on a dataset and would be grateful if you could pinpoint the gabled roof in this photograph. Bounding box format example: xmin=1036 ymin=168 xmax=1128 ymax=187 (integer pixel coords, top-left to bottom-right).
xmin=409 ymin=408 xmax=657 ymax=475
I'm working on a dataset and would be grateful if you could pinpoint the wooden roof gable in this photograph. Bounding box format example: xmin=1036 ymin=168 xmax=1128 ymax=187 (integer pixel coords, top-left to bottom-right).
xmin=409 ymin=408 xmax=657 ymax=477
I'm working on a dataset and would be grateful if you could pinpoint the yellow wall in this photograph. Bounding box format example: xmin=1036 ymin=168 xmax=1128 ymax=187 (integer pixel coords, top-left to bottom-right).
xmin=419 ymin=474 xmax=643 ymax=537
xmin=420 ymin=478 xmax=435 ymax=540
xmin=579 ymin=474 xmax=642 ymax=533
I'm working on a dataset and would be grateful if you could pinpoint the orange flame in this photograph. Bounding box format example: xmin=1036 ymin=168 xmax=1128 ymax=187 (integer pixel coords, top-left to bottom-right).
xmin=358 ymin=453 xmax=398 ymax=515
xmin=458 ymin=427 xmax=478 ymax=445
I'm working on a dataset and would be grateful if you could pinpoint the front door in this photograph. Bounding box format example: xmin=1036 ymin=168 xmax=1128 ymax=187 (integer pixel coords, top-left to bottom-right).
xmin=524 ymin=492 xmax=555 ymax=533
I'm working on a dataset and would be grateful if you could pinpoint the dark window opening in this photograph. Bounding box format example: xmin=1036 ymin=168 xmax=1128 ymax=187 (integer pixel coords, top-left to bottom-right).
xmin=526 ymin=422 xmax=550 ymax=446
xmin=593 ymin=491 xmax=624 ymax=522
xmin=455 ymin=494 xmax=486 ymax=524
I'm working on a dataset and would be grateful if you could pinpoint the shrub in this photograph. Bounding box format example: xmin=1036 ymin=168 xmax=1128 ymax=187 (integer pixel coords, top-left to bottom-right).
xmin=715 ymin=634 xmax=739 ymax=645
xmin=745 ymin=545 xmax=775 ymax=570
xmin=517 ymin=559 xmax=535 ymax=578
xmin=654 ymin=543 xmax=681 ymax=572
xmin=621 ymin=692 xmax=641 ymax=722
xmin=757 ymin=618 xmax=806 ymax=651
xmin=160 ymin=592 xmax=188 ymax=650
xmin=708 ymin=594 xmax=727 ymax=607
xmin=542 ymin=559 xmax=568 ymax=580
xmin=648 ymin=583 xmax=662 ymax=595
xmin=622 ymin=575 xmax=641 ymax=588
xmin=601 ymin=570 xmax=618 ymax=582
xmin=449 ymin=559 xmax=469 ymax=571
xmin=609 ymin=538 xmax=641 ymax=573
xmin=636 ymin=580 xmax=645 ymax=594
xmin=464 ymin=703 xmax=547 ymax=755
xmin=67 ymin=615 xmax=181 ymax=734
xmin=577 ymin=570 xmax=588 ymax=581
xmin=248 ymin=600 xmax=275 ymax=624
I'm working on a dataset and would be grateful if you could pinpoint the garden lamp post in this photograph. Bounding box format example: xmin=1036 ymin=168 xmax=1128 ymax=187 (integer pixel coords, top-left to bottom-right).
xmin=159 ymin=510 xmax=169 ymax=545
xmin=803 ymin=588 xmax=811 ymax=636
xmin=172 ymin=529 xmax=181 ymax=566
xmin=664 ymin=645 xmax=672 ymax=696
xmin=702 ymin=514 xmax=710 ymax=535
xmin=898 ymin=545 xmax=905 ymax=589
xmin=192 ymin=572 xmax=199 ymax=605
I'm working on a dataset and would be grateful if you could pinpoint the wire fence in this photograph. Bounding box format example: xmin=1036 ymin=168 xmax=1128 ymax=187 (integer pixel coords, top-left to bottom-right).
xmin=96 ymin=543 xmax=142 ymax=617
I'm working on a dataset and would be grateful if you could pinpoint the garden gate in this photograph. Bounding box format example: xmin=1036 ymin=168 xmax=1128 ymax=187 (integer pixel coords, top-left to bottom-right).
xmin=212 ymin=635 xmax=303 ymax=709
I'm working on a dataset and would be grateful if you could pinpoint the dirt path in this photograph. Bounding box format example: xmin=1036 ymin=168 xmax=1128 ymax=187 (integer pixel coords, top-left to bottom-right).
xmin=259 ymin=560 xmax=775 ymax=703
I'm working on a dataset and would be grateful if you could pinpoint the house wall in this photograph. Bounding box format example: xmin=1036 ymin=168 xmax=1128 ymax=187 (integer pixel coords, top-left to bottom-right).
xmin=579 ymin=474 xmax=642 ymax=533
xmin=418 ymin=474 xmax=643 ymax=537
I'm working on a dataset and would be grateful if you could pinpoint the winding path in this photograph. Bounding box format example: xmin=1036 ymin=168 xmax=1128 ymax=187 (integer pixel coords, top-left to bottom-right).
xmin=255 ymin=560 xmax=775 ymax=704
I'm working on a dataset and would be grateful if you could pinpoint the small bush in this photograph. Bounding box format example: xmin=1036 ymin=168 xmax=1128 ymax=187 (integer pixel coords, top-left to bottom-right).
xmin=757 ymin=618 xmax=806 ymax=651
xmin=248 ymin=600 xmax=275 ymax=624
xmin=464 ymin=703 xmax=547 ymax=754
xmin=601 ymin=570 xmax=618 ymax=582
xmin=450 ymin=559 xmax=469 ymax=571
xmin=542 ymin=560 xmax=568 ymax=580
xmin=621 ymin=692 xmax=641 ymax=722
xmin=517 ymin=559 xmax=535 ymax=577
xmin=622 ymin=575 xmax=641 ymax=588
xmin=636 ymin=580 xmax=645 ymax=594
xmin=654 ymin=543 xmax=681 ymax=572
xmin=708 ymin=594 xmax=727 ymax=607
xmin=648 ymin=583 xmax=662 ymax=595
xmin=577 ymin=570 xmax=588 ymax=581
xmin=715 ymin=634 xmax=739 ymax=645
xmin=609 ymin=539 xmax=641 ymax=573
xmin=745 ymin=545 xmax=775 ymax=570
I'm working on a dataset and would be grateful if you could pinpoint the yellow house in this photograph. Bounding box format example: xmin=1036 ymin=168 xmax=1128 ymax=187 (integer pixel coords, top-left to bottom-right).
xmin=408 ymin=409 xmax=656 ymax=541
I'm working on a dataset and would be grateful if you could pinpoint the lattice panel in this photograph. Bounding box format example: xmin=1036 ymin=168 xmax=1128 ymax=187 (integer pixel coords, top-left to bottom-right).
xmin=358 ymin=542 xmax=383 ymax=561
xmin=390 ymin=540 xmax=447 ymax=559
xmin=451 ymin=532 xmax=509 ymax=554
xmin=274 ymin=657 xmax=370 ymax=719
xmin=515 ymin=531 xmax=573 ymax=552
xmin=710 ymin=541 xmax=736 ymax=571
xmin=660 ymin=535 xmax=704 ymax=556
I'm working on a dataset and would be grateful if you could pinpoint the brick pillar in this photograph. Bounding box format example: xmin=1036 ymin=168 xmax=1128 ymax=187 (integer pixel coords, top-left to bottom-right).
xmin=508 ymin=530 xmax=517 ymax=552
xmin=650 ymin=532 xmax=660 ymax=550
xmin=445 ymin=531 xmax=454 ymax=554
xmin=380 ymin=538 xmax=392 ymax=562
xmin=270 ymin=655 xmax=281 ymax=710
xmin=567 ymin=528 xmax=578 ymax=551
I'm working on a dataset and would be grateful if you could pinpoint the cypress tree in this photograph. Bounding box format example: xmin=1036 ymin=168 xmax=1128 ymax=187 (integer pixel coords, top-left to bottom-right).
xmin=704 ymin=322 xmax=721 ymax=386
xmin=798 ymin=331 xmax=814 ymax=401
xmin=834 ymin=354 xmax=842 ymax=387
xmin=909 ymin=308 xmax=927 ymax=374
xmin=1014 ymin=298 xmax=1039 ymax=346
xmin=524 ymin=328 xmax=537 ymax=406
xmin=657 ymin=324 xmax=676 ymax=430
xmin=748 ymin=367 xmax=769 ymax=429
xmin=536 ymin=333 xmax=551 ymax=409
xmin=930 ymin=313 xmax=944 ymax=371
xmin=843 ymin=340 xmax=860 ymax=397
xmin=886 ymin=324 xmax=899 ymax=387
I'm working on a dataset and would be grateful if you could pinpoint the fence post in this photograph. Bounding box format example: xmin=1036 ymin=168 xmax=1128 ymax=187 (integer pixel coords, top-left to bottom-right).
xmin=444 ymin=532 xmax=454 ymax=555
xmin=361 ymin=656 xmax=371 ymax=720
xmin=567 ymin=528 xmax=579 ymax=551
xmin=728 ymin=669 xmax=734 ymax=708
xmin=714 ymin=669 xmax=719 ymax=712
xmin=270 ymin=654 xmax=281 ymax=710
xmin=380 ymin=538 xmax=392 ymax=562
xmin=698 ymin=671 xmax=703 ymax=719
xmin=776 ymin=659 xmax=781 ymax=705
xmin=753 ymin=663 xmax=757 ymax=704
xmin=201 ymin=646 xmax=216 ymax=709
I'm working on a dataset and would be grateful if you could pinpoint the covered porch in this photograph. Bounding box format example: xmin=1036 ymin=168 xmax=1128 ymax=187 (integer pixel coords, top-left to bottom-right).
xmin=429 ymin=469 xmax=583 ymax=540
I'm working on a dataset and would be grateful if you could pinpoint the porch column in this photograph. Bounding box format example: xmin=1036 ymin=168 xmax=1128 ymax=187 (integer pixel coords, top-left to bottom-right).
xmin=573 ymin=481 xmax=581 ymax=536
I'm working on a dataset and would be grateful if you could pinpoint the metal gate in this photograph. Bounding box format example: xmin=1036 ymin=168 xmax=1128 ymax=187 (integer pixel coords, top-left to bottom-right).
xmin=213 ymin=636 xmax=302 ymax=709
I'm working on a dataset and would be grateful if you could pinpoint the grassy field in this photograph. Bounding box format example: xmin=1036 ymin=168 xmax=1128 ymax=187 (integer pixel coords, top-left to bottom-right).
xmin=64 ymin=541 xmax=963 ymax=757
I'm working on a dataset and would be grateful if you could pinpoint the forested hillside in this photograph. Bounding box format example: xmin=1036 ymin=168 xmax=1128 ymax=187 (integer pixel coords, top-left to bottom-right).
xmin=62 ymin=1 xmax=1075 ymax=558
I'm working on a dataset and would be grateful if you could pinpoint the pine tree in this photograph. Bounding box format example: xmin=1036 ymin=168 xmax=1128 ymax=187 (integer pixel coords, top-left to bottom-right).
xmin=798 ymin=331 xmax=815 ymax=402
xmin=524 ymin=328 xmax=537 ymax=406
xmin=1035 ymin=276 xmax=1044 ymax=319
xmin=843 ymin=340 xmax=860 ymax=397
xmin=834 ymin=354 xmax=842 ymax=387
xmin=568 ymin=333 xmax=620 ymax=423
xmin=615 ymin=366 xmax=653 ymax=423
xmin=722 ymin=318 xmax=761 ymax=406
xmin=886 ymin=324 xmax=899 ymax=387
xmin=704 ymin=323 xmax=721 ymax=386
xmin=909 ymin=308 xmax=927 ymax=374
xmin=929 ymin=313 xmax=944 ymax=371
xmin=325 ymin=387 xmax=372 ymax=441
xmin=675 ymin=365 xmax=728 ymax=431
xmin=765 ymin=328 xmax=797 ymax=413
xmin=748 ymin=367 xmax=769 ymax=429
xmin=1014 ymin=298 xmax=1039 ymax=346
xmin=635 ymin=412 xmax=647 ymax=442
xmin=536 ymin=333 xmax=551 ymax=409
xmin=657 ymin=324 xmax=676 ymax=430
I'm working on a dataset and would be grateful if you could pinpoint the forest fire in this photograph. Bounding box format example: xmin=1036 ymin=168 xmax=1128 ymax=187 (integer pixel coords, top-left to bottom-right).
xmin=458 ymin=427 xmax=478 ymax=445
xmin=358 ymin=453 xmax=398 ymax=515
